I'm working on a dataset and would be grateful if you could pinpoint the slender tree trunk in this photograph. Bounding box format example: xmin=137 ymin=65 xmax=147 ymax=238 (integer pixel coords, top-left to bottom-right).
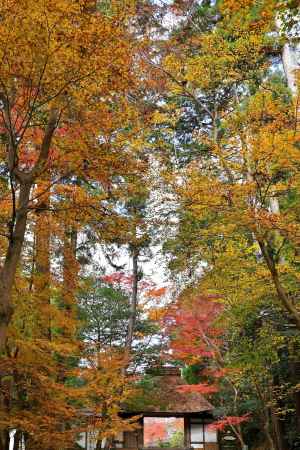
xmin=125 ymin=246 xmax=139 ymax=355
xmin=257 ymin=239 xmax=300 ymax=330
xmin=270 ymin=407 xmax=285 ymax=450
xmin=229 ymin=424 xmax=245 ymax=449
xmin=62 ymin=224 xmax=79 ymax=318
xmin=269 ymin=19 xmax=299 ymax=218
xmin=259 ymin=406 xmax=276 ymax=450
xmin=281 ymin=41 xmax=300 ymax=98
xmin=111 ymin=244 xmax=139 ymax=450
xmin=34 ymin=181 xmax=51 ymax=339
xmin=264 ymin=423 xmax=276 ymax=450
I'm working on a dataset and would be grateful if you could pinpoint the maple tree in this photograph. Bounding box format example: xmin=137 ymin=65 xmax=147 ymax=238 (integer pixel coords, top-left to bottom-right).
xmin=0 ymin=1 xmax=154 ymax=449
xmin=0 ymin=0 xmax=136 ymax=350
xmin=164 ymin=287 xmax=299 ymax=449
xmin=144 ymin=417 xmax=184 ymax=448
xmin=163 ymin=293 xmax=251 ymax=448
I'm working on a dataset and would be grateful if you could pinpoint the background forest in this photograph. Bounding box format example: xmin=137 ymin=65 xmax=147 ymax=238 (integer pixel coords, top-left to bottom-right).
xmin=0 ymin=1 xmax=300 ymax=450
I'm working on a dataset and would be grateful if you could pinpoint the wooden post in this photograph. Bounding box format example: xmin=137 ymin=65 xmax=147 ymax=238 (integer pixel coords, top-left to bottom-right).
xmin=184 ymin=416 xmax=190 ymax=448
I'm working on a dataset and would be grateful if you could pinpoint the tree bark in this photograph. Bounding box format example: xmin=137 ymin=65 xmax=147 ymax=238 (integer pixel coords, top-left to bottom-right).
xmin=270 ymin=407 xmax=285 ymax=450
xmin=125 ymin=246 xmax=139 ymax=354
xmin=0 ymin=182 xmax=31 ymax=350
xmin=258 ymin=239 xmax=300 ymax=330
xmin=282 ymin=40 xmax=300 ymax=98
xmin=34 ymin=181 xmax=51 ymax=339
xmin=62 ymin=225 xmax=78 ymax=316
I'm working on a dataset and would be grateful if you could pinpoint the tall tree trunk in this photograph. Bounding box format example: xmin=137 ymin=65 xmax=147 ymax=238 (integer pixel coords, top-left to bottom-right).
xmin=125 ymin=246 xmax=139 ymax=356
xmin=270 ymin=18 xmax=300 ymax=216
xmin=281 ymin=40 xmax=300 ymax=98
xmin=0 ymin=183 xmax=31 ymax=351
xmin=34 ymin=181 xmax=51 ymax=339
xmin=270 ymin=410 xmax=285 ymax=450
xmin=104 ymin=245 xmax=139 ymax=450
xmin=62 ymin=224 xmax=78 ymax=319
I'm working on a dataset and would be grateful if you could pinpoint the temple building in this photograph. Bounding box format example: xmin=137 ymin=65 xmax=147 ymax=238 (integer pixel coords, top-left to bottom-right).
xmin=78 ymin=367 xmax=221 ymax=450
xmin=117 ymin=367 xmax=219 ymax=450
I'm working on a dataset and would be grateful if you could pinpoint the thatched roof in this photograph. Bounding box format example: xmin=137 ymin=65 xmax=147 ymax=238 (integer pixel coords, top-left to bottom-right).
xmin=125 ymin=373 xmax=213 ymax=414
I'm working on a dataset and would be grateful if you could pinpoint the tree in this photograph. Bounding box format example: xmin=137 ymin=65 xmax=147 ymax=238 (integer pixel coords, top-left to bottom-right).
xmin=0 ymin=3 xmax=154 ymax=447
xmin=151 ymin=2 xmax=300 ymax=447
xmin=79 ymin=272 xmax=165 ymax=371
xmin=0 ymin=0 xmax=136 ymax=350
xmin=164 ymin=293 xmax=250 ymax=449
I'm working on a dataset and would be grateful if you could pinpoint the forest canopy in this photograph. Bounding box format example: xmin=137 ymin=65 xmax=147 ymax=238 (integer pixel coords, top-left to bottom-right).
xmin=0 ymin=1 xmax=300 ymax=450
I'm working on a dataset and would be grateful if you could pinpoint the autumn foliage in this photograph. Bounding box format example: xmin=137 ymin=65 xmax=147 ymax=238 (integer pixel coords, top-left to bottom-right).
xmin=1 ymin=0 xmax=300 ymax=449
